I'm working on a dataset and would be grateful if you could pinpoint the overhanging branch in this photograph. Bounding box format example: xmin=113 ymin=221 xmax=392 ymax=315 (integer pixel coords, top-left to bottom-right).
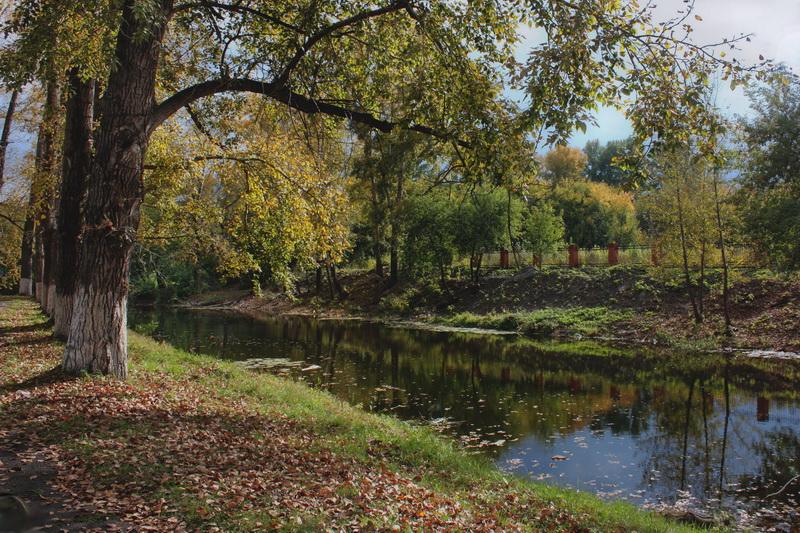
xmin=148 ymin=78 xmax=464 ymax=145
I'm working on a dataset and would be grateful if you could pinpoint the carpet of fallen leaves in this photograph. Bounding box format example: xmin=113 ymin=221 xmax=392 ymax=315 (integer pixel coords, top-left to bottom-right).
xmin=0 ymin=298 xmax=598 ymax=532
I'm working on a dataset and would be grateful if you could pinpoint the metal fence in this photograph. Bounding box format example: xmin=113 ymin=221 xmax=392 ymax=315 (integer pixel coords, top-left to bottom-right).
xmin=476 ymin=245 xmax=760 ymax=270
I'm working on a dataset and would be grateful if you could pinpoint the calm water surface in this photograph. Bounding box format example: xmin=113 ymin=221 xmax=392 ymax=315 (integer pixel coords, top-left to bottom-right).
xmin=129 ymin=307 xmax=800 ymax=526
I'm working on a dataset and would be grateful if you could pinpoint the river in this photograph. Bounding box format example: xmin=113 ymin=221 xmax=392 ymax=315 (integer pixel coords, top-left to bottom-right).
xmin=129 ymin=306 xmax=800 ymax=527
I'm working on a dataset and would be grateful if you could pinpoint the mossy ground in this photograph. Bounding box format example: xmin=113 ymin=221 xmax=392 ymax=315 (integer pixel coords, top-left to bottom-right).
xmin=1 ymin=296 xmax=713 ymax=531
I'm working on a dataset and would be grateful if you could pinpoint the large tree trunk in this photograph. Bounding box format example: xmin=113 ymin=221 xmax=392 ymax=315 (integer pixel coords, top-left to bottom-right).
xmin=0 ymin=90 xmax=18 ymax=193
xmin=54 ymin=73 xmax=95 ymax=337
xmin=37 ymin=80 xmax=60 ymax=313
xmin=33 ymin=230 xmax=44 ymax=300
xmin=19 ymin=178 xmax=36 ymax=296
xmin=22 ymin=79 xmax=60 ymax=307
xmin=43 ymin=222 xmax=58 ymax=315
xmin=63 ymin=0 xmax=172 ymax=378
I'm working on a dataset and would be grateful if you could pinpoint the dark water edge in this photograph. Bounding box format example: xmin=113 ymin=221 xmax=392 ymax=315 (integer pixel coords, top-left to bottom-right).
xmin=129 ymin=306 xmax=800 ymax=528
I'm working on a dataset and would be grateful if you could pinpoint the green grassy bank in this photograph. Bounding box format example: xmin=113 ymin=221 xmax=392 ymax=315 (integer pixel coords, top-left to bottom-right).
xmin=0 ymin=296 xmax=712 ymax=532
xmin=437 ymin=306 xmax=633 ymax=338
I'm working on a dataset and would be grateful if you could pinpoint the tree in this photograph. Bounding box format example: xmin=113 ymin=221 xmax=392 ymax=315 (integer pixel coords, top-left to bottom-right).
xmin=17 ymin=79 xmax=59 ymax=300
xmin=737 ymin=71 xmax=800 ymax=269
xmin=584 ymin=137 xmax=637 ymax=188
xmin=639 ymin=147 xmax=738 ymax=325
xmin=549 ymin=180 xmax=640 ymax=248
xmin=453 ymin=189 xmax=514 ymax=281
xmin=138 ymin=100 xmax=352 ymax=297
xmin=0 ymin=192 xmax=24 ymax=291
xmin=52 ymin=72 xmax=94 ymax=336
xmin=399 ymin=192 xmax=456 ymax=282
xmin=519 ymin=202 xmax=564 ymax=267
xmin=350 ymin=128 xmax=433 ymax=285
xmin=542 ymin=145 xmax=587 ymax=185
xmin=2 ymin=0 xmax=759 ymax=377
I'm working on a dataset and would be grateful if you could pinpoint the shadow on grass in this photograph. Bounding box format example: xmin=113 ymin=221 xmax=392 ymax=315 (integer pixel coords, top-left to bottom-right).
xmin=0 ymin=365 xmax=78 ymax=394
xmin=0 ymin=319 xmax=53 ymax=335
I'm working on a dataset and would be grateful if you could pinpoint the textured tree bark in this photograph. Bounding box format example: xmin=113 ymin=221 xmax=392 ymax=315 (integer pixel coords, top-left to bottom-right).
xmin=63 ymin=0 xmax=172 ymax=378
xmin=53 ymin=73 xmax=95 ymax=337
xmin=0 ymin=90 xmax=18 ymax=193
xmin=18 ymin=186 xmax=35 ymax=295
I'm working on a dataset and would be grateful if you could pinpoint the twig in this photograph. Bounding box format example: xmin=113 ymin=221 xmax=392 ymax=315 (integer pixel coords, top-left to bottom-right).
xmin=766 ymin=474 xmax=800 ymax=498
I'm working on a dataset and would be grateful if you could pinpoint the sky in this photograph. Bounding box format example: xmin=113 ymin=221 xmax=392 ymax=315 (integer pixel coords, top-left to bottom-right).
xmin=563 ymin=0 xmax=800 ymax=147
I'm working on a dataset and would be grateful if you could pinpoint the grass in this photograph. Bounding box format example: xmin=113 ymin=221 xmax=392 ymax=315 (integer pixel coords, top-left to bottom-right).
xmin=1 ymin=296 xmax=713 ymax=531
xmin=439 ymin=306 xmax=633 ymax=338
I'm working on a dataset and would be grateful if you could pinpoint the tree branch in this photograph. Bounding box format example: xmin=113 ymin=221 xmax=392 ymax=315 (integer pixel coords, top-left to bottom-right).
xmin=172 ymin=1 xmax=302 ymax=33
xmin=272 ymin=0 xmax=409 ymax=88
xmin=149 ymin=78 xmax=465 ymax=145
xmin=0 ymin=211 xmax=23 ymax=230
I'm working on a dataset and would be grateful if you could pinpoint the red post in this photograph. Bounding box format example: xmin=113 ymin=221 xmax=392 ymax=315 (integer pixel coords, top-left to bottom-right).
xmin=608 ymin=242 xmax=619 ymax=265
xmin=651 ymin=243 xmax=660 ymax=266
xmin=499 ymin=248 xmax=510 ymax=269
xmin=568 ymin=244 xmax=579 ymax=267
xmin=532 ymin=253 xmax=541 ymax=268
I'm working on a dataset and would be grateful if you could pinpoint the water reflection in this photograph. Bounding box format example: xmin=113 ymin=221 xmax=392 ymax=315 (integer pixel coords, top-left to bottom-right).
xmin=129 ymin=307 xmax=800 ymax=524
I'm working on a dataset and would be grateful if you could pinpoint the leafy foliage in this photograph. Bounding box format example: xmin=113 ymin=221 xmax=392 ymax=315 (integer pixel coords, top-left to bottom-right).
xmin=519 ymin=202 xmax=564 ymax=263
xmin=452 ymin=189 xmax=516 ymax=279
xmin=135 ymin=101 xmax=351 ymax=297
xmin=549 ymin=180 xmax=640 ymax=247
xmin=737 ymin=72 xmax=800 ymax=269
xmin=542 ymin=145 xmax=587 ymax=185
xmin=399 ymin=192 xmax=456 ymax=280
xmin=0 ymin=194 xmax=24 ymax=291
xmin=584 ymin=137 xmax=638 ymax=188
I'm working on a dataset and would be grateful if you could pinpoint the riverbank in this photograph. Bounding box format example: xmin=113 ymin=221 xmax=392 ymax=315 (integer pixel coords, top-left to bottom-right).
xmin=0 ymin=296 xmax=709 ymax=532
xmin=184 ymin=267 xmax=800 ymax=353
